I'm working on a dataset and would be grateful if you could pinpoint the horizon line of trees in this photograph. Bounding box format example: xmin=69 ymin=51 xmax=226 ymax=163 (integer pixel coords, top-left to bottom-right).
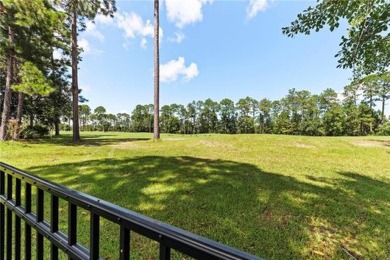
xmin=74 ymin=85 xmax=390 ymax=136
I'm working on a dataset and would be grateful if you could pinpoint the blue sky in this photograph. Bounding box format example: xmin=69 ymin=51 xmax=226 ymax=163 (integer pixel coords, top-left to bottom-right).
xmin=73 ymin=0 xmax=353 ymax=114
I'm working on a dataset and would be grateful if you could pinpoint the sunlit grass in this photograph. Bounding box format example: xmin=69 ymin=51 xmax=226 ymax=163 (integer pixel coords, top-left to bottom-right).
xmin=0 ymin=132 xmax=389 ymax=259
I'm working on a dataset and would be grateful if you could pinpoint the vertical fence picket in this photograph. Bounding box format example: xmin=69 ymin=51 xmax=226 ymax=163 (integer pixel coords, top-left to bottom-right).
xmin=159 ymin=243 xmax=171 ymax=260
xmin=15 ymin=178 xmax=21 ymax=204
xmin=37 ymin=188 xmax=44 ymax=260
xmin=14 ymin=178 xmax=21 ymax=260
xmin=6 ymin=174 xmax=12 ymax=260
xmin=51 ymin=195 xmax=59 ymax=260
xmin=119 ymin=226 xmax=130 ymax=260
xmin=37 ymin=188 xmax=44 ymax=221
xmin=68 ymin=203 xmax=77 ymax=246
xmin=25 ymin=183 xmax=32 ymax=259
xmin=90 ymin=213 xmax=100 ymax=259
xmin=0 ymin=170 xmax=5 ymax=259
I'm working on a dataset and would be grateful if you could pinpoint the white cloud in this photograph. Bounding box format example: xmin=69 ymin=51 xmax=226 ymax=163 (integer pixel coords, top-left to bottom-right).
xmin=183 ymin=63 xmax=199 ymax=80
xmin=247 ymin=0 xmax=271 ymax=19
xmin=165 ymin=0 xmax=213 ymax=28
xmin=168 ymin=32 xmax=185 ymax=43
xmin=116 ymin=12 xmax=163 ymax=48
xmin=95 ymin=14 xmax=114 ymax=25
xmin=160 ymin=57 xmax=199 ymax=83
xmin=84 ymin=14 xmax=114 ymax=42
xmin=117 ymin=12 xmax=154 ymax=39
xmin=85 ymin=21 xmax=104 ymax=41
xmin=78 ymin=38 xmax=91 ymax=53
xmin=78 ymin=38 xmax=103 ymax=55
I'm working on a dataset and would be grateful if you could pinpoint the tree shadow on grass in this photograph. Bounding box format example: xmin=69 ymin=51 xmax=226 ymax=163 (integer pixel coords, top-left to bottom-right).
xmin=26 ymin=157 xmax=390 ymax=259
xmin=26 ymin=134 xmax=151 ymax=146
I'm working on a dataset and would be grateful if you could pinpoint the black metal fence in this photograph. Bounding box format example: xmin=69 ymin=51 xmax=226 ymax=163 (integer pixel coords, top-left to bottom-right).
xmin=0 ymin=162 xmax=262 ymax=260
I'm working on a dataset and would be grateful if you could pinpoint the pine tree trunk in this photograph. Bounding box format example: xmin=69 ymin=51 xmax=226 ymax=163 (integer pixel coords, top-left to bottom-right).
xmin=153 ymin=0 xmax=160 ymax=140
xmin=71 ymin=2 xmax=80 ymax=142
xmin=13 ymin=92 xmax=25 ymax=140
xmin=54 ymin=117 xmax=60 ymax=136
xmin=51 ymin=49 xmax=60 ymax=137
xmin=0 ymin=21 xmax=15 ymax=141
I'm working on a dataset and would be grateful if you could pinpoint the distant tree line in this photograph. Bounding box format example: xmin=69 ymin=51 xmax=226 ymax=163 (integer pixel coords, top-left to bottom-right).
xmin=76 ymin=82 xmax=390 ymax=136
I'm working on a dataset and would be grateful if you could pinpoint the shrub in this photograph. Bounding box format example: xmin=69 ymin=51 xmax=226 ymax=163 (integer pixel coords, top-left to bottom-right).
xmin=20 ymin=125 xmax=50 ymax=139
xmin=7 ymin=119 xmax=19 ymax=140
xmin=376 ymin=121 xmax=390 ymax=136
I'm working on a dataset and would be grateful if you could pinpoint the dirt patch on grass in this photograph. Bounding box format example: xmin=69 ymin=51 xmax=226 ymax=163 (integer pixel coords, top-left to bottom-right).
xmin=294 ymin=142 xmax=316 ymax=148
xmin=352 ymin=141 xmax=390 ymax=148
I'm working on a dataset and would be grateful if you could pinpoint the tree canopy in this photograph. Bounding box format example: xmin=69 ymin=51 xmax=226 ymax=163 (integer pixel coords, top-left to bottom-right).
xmin=282 ymin=0 xmax=390 ymax=74
xmin=12 ymin=61 xmax=55 ymax=96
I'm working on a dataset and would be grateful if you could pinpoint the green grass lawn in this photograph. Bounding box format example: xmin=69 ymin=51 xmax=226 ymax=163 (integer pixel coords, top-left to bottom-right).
xmin=1 ymin=132 xmax=389 ymax=259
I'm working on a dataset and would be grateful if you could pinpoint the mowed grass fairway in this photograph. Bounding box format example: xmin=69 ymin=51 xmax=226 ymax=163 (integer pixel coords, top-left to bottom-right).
xmin=0 ymin=132 xmax=389 ymax=259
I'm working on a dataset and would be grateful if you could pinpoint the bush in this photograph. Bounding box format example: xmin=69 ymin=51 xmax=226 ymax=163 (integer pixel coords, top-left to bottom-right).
xmin=7 ymin=119 xmax=19 ymax=140
xmin=20 ymin=125 xmax=50 ymax=139
xmin=376 ymin=121 xmax=390 ymax=136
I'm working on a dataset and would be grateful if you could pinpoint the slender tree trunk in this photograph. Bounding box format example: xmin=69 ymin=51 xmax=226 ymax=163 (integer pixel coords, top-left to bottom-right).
xmin=0 ymin=21 xmax=15 ymax=141
xmin=13 ymin=92 xmax=25 ymax=140
xmin=381 ymin=96 xmax=385 ymax=124
xmin=153 ymin=0 xmax=160 ymax=140
xmin=51 ymin=49 xmax=60 ymax=137
xmin=71 ymin=3 xmax=80 ymax=142
xmin=54 ymin=117 xmax=60 ymax=136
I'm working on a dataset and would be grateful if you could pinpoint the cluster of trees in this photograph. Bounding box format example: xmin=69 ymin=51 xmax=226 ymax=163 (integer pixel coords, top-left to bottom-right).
xmin=0 ymin=0 xmax=115 ymax=141
xmin=77 ymin=81 xmax=390 ymax=136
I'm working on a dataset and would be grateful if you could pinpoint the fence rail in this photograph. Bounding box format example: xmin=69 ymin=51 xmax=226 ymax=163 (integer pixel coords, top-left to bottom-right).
xmin=0 ymin=162 xmax=262 ymax=260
